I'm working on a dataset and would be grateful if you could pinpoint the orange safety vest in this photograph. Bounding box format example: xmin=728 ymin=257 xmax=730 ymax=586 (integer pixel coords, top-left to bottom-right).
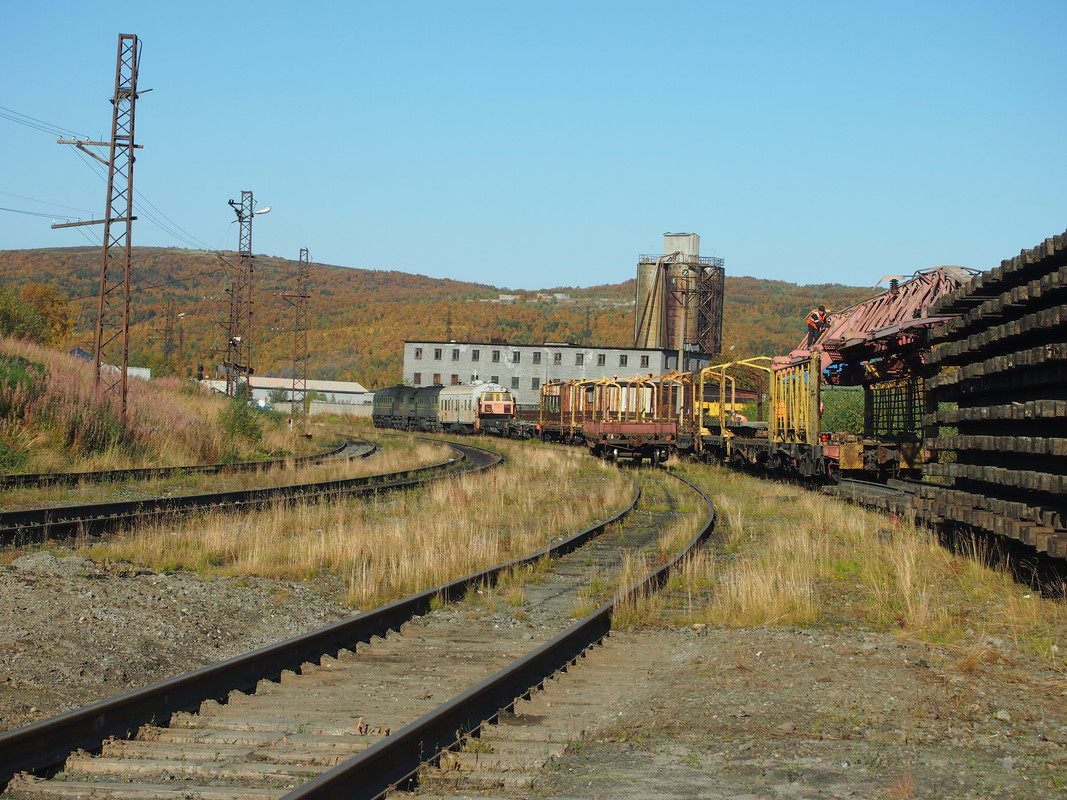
xmin=807 ymin=308 xmax=827 ymax=329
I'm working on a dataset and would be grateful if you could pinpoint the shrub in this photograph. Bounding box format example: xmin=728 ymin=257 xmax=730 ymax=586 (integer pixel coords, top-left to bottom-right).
xmin=219 ymin=391 xmax=263 ymax=446
xmin=0 ymin=353 xmax=46 ymax=419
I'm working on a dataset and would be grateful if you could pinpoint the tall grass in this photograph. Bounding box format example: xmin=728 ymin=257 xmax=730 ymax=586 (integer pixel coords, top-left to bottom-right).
xmin=0 ymin=338 xmax=324 ymax=472
xmin=90 ymin=441 xmax=633 ymax=610
xmin=3 ymin=435 xmax=444 ymax=510
xmin=633 ymin=463 xmax=1067 ymax=665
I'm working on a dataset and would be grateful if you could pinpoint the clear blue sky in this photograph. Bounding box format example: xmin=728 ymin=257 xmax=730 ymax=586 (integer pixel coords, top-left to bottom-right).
xmin=2 ymin=1 xmax=1064 ymax=290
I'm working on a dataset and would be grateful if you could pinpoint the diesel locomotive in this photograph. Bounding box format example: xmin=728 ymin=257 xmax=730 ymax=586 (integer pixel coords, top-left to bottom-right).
xmin=372 ymin=380 xmax=517 ymax=435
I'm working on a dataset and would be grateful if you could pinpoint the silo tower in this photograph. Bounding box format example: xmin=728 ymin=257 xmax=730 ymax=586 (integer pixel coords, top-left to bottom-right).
xmin=633 ymin=233 xmax=725 ymax=358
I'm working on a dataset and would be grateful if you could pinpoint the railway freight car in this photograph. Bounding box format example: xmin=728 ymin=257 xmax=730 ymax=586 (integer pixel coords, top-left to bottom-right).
xmin=538 ymin=376 xmax=674 ymax=463
xmin=684 ymin=355 xmax=830 ymax=478
xmin=550 ymin=265 xmax=973 ymax=481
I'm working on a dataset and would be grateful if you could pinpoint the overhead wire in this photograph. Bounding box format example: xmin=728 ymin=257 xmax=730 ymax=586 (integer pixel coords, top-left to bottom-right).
xmin=0 ymin=207 xmax=61 ymax=219
xmin=3 ymin=102 xmax=223 ymax=254
xmin=4 ymin=100 xmax=276 ymax=356
xmin=0 ymin=104 xmax=87 ymax=139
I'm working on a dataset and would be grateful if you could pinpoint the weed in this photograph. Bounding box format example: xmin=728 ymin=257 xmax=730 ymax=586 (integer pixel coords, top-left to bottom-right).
xmin=461 ymin=737 xmax=494 ymax=754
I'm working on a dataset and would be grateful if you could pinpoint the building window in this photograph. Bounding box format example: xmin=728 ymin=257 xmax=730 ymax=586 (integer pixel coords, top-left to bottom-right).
xmin=533 ymin=352 xmax=542 ymax=365
xmin=531 ymin=377 xmax=540 ymax=390
xmin=619 ymin=355 xmax=628 ymax=367
xmin=413 ymin=372 xmax=422 ymax=384
xmin=640 ymin=355 xmax=649 ymax=368
xmin=512 ymin=351 xmax=520 ymax=363
xmin=434 ymin=348 xmax=442 ymax=360
xmin=492 ymin=350 xmax=500 ymax=363
xmin=575 ymin=353 xmax=584 ymax=366
xmin=471 ymin=375 xmax=478 ymax=382
xmin=451 ymin=374 xmax=460 ymax=385
xmin=597 ymin=354 xmax=606 ymax=366
xmin=490 ymin=375 xmax=499 ymax=384
xmin=432 ymin=373 xmax=441 ymax=384
xmin=472 ymin=349 xmax=480 ymax=362
xmin=511 ymin=377 xmax=519 ymax=389
xmin=414 ymin=347 xmax=423 ymax=359
xmin=452 ymin=348 xmax=460 ymax=361
xmin=553 ymin=352 xmax=562 ymax=365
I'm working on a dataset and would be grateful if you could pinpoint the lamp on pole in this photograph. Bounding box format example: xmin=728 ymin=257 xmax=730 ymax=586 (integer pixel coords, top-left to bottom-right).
xmin=224 ymin=192 xmax=270 ymax=397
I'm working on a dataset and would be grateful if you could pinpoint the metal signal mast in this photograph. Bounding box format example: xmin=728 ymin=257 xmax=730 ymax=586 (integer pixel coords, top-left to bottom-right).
xmin=224 ymin=191 xmax=270 ymax=397
xmin=278 ymin=248 xmax=311 ymax=433
xmin=55 ymin=33 xmax=143 ymax=416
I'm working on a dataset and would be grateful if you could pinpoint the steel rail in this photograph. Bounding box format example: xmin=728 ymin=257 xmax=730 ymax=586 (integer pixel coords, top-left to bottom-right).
xmin=283 ymin=469 xmax=714 ymax=800
xmin=0 ymin=441 xmax=474 ymax=546
xmin=0 ymin=438 xmax=369 ymax=490
xmin=0 ymin=458 xmax=639 ymax=789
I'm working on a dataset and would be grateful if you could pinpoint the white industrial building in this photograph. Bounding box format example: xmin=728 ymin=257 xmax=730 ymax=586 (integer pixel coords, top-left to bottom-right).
xmin=200 ymin=376 xmax=373 ymax=415
xmin=401 ymin=341 xmax=712 ymax=407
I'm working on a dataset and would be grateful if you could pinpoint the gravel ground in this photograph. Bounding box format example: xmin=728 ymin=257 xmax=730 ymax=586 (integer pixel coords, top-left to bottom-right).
xmin=0 ymin=550 xmax=353 ymax=731
xmin=534 ymin=626 xmax=1067 ymax=799
xmin=1 ymin=550 xmax=1065 ymax=798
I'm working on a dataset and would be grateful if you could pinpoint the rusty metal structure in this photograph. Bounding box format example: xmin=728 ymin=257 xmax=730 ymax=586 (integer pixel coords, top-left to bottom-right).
xmin=277 ymin=248 xmax=312 ymax=432
xmin=792 ymin=266 xmax=977 ymax=445
xmin=54 ymin=34 xmax=142 ymax=415
xmin=224 ymin=191 xmax=261 ymax=397
xmin=633 ymin=233 xmax=725 ymax=361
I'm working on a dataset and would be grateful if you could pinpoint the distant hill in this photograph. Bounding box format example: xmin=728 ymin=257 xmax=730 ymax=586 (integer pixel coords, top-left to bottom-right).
xmin=0 ymin=247 xmax=875 ymax=388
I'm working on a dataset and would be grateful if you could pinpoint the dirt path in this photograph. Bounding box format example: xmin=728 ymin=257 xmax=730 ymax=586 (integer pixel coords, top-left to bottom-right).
xmin=532 ymin=626 xmax=1067 ymax=799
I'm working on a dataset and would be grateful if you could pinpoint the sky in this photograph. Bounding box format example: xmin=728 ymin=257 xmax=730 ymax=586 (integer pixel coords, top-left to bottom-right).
xmin=2 ymin=1 xmax=1065 ymax=291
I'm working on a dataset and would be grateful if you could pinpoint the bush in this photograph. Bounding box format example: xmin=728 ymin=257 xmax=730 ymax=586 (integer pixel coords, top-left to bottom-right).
xmin=219 ymin=390 xmax=263 ymax=446
xmin=0 ymin=353 xmax=46 ymax=419
xmin=0 ymin=437 xmax=26 ymax=471
xmin=0 ymin=287 xmax=48 ymax=343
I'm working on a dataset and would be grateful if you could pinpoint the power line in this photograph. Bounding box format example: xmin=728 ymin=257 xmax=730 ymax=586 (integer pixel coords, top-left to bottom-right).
xmin=0 ymin=206 xmax=61 ymax=219
xmin=0 ymin=104 xmax=87 ymax=139
xmin=4 ymin=102 xmax=256 ymax=274
xmin=3 ymin=101 xmax=228 ymax=256
xmin=0 ymin=190 xmax=95 ymax=215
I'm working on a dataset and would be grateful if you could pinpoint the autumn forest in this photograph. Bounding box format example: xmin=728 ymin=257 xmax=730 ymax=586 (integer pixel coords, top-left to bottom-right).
xmin=0 ymin=247 xmax=876 ymax=389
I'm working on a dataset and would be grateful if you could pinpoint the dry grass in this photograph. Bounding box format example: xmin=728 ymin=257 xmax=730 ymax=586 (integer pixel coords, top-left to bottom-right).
xmin=641 ymin=463 xmax=1067 ymax=666
xmin=608 ymin=506 xmax=710 ymax=629
xmin=1 ymin=433 xmax=440 ymax=510
xmin=888 ymin=771 xmax=916 ymax=799
xmin=0 ymin=337 xmax=331 ymax=473
xmin=89 ymin=440 xmax=632 ymax=609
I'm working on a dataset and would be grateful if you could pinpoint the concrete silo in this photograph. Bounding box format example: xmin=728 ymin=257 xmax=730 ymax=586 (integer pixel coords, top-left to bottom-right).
xmin=633 ymin=233 xmax=725 ymax=360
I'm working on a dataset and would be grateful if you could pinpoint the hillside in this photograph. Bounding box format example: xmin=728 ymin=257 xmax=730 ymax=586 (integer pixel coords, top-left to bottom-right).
xmin=0 ymin=247 xmax=875 ymax=389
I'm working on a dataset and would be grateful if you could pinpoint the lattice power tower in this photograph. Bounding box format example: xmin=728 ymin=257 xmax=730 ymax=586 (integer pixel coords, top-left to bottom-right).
xmin=55 ymin=33 xmax=143 ymax=415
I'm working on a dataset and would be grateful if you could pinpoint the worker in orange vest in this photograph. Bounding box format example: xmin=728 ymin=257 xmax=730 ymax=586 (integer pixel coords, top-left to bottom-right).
xmin=805 ymin=305 xmax=828 ymax=348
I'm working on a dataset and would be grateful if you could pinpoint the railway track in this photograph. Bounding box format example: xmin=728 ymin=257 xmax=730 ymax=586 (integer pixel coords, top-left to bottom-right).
xmin=0 ymin=438 xmax=374 ymax=491
xmin=0 ymin=438 xmax=489 ymax=546
xmin=1 ymin=467 xmax=713 ymax=799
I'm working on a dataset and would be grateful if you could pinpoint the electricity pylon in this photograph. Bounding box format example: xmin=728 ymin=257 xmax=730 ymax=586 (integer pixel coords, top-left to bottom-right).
xmin=55 ymin=33 xmax=143 ymax=416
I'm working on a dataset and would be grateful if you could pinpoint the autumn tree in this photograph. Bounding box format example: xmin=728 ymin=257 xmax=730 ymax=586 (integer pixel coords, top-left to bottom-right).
xmin=19 ymin=283 xmax=75 ymax=346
